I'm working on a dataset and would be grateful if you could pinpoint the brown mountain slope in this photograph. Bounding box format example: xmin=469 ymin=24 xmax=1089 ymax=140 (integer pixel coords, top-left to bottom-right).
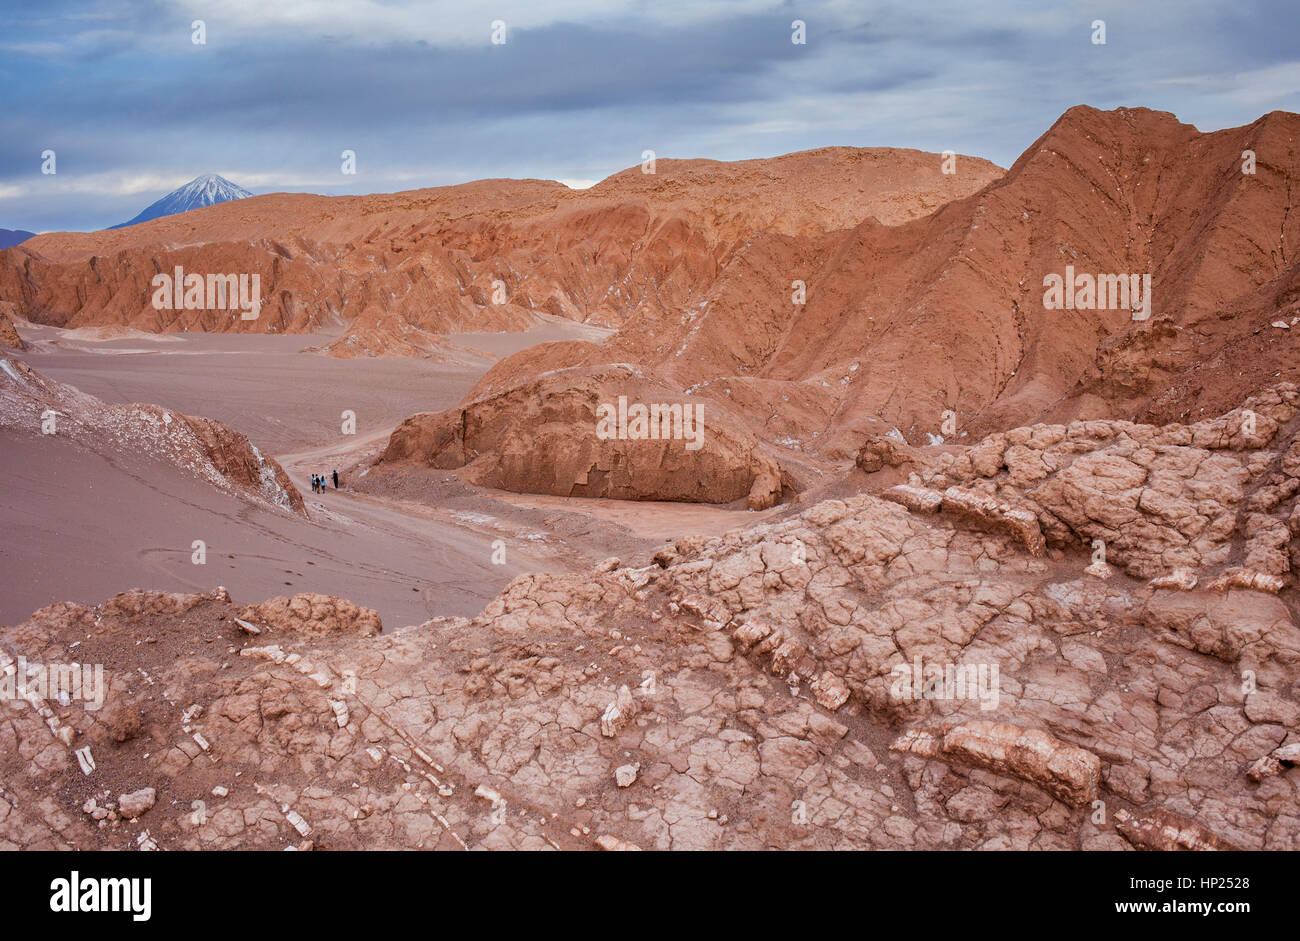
xmin=477 ymin=106 xmax=1300 ymax=463
xmin=673 ymin=106 xmax=1300 ymax=438
xmin=0 ymin=148 xmax=1001 ymax=340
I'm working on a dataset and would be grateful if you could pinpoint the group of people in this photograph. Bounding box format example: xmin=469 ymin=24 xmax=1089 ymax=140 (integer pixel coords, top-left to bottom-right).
xmin=311 ymin=470 xmax=339 ymax=493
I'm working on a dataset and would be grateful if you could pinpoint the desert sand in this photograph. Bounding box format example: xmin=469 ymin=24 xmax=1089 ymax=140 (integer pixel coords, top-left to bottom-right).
xmin=0 ymin=319 xmax=677 ymax=629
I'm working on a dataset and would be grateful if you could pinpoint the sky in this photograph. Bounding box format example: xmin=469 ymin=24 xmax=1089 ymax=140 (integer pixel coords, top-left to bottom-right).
xmin=2 ymin=0 xmax=1298 ymax=233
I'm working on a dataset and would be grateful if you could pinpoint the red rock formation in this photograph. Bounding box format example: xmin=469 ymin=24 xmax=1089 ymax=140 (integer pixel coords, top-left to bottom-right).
xmin=891 ymin=721 xmax=1102 ymax=808
xmin=1114 ymin=808 xmax=1237 ymax=851
xmin=0 ymin=317 xmax=20 ymax=351
xmin=0 ymin=148 xmax=999 ymax=345
xmin=239 ymin=593 xmax=382 ymax=637
xmin=0 ymin=301 xmax=21 ymax=350
xmin=486 ymin=106 xmax=1300 ymax=456
xmin=374 ymin=364 xmax=784 ymax=508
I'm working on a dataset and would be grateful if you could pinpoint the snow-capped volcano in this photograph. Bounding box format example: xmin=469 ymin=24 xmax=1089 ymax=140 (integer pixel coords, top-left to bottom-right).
xmin=111 ymin=174 xmax=253 ymax=229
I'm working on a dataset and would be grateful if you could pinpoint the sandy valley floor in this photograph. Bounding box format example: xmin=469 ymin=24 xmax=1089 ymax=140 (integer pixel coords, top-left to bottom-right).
xmin=1 ymin=320 xmax=766 ymax=629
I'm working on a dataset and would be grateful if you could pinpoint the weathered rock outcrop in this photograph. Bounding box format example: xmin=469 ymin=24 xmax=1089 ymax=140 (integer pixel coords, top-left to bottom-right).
xmin=915 ymin=383 xmax=1300 ymax=581
xmin=1113 ymin=808 xmax=1237 ymax=851
xmin=239 ymin=593 xmax=382 ymax=637
xmin=0 ymin=303 xmax=21 ymax=350
xmin=374 ymin=365 xmax=785 ymax=508
xmin=891 ymin=721 xmax=1102 ymax=808
xmin=855 ymin=434 xmax=916 ymax=473
xmin=3 ymin=426 xmax=1299 ymax=850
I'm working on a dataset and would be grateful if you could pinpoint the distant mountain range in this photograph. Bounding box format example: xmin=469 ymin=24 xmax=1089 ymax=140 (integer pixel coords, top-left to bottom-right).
xmin=0 ymin=229 xmax=35 ymax=249
xmin=111 ymin=174 xmax=253 ymax=229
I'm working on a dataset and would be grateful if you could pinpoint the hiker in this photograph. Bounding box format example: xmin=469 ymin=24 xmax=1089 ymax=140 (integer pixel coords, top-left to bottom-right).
xmin=332 ymin=469 xmax=339 ymax=489
xmin=311 ymin=474 xmax=319 ymax=493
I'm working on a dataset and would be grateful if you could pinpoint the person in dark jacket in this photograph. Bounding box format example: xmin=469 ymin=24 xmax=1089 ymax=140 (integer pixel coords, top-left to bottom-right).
xmin=332 ymin=469 xmax=339 ymax=489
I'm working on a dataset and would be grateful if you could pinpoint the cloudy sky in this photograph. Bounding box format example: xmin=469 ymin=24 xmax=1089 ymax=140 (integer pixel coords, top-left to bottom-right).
xmin=2 ymin=0 xmax=1298 ymax=233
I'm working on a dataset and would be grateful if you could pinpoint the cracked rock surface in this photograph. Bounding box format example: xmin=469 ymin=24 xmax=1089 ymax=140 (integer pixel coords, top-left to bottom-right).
xmin=2 ymin=391 xmax=1297 ymax=850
